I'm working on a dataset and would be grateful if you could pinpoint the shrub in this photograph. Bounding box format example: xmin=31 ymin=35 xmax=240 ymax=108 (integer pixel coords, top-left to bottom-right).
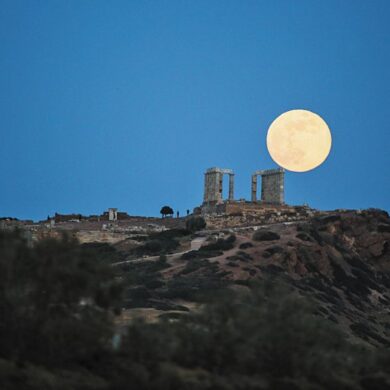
xmin=0 ymin=230 xmax=122 ymax=368
xmin=163 ymin=275 xmax=227 ymax=301
xmin=200 ymin=234 xmax=236 ymax=252
xmin=226 ymin=251 xmax=253 ymax=262
xmin=143 ymin=239 xmax=163 ymax=253
xmin=178 ymin=259 xmax=211 ymax=275
xmin=186 ymin=216 xmax=207 ymax=232
xmin=157 ymin=254 xmax=168 ymax=265
xmin=253 ymin=230 xmax=280 ymax=241
xmin=137 ymin=237 xmax=179 ymax=256
xmin=119 ymin=282 xmax=380 ymax=389
xmin=150 ymin=229 xmax=189 ymax=240
xmin=181 ymin=249 xmax=222 ymax=260
xmin=239 ymin=242 xmax=253 ymax=249
xmin=135 ymin=229 xmax=191 ymax=256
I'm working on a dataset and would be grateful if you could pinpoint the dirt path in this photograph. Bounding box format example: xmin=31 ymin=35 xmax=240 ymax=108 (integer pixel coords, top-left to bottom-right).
xmin=111 ymin=236 xmax=207 ymax=266
xmin=111 ymin=220 xmax=304 ymax=267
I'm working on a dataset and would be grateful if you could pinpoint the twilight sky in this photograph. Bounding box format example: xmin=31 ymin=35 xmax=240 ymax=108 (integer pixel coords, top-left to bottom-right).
xmin=1 ymin=1 xmax=389 ymax=221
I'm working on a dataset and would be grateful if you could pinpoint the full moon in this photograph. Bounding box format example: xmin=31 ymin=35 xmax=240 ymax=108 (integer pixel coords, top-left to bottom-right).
xmin=266 ymin=109 xmax=332 ymax=172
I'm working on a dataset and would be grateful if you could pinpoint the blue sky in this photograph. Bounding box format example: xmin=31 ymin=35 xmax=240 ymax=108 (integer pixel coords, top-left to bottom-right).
xmin=1 ymin=1 xmax=389 ymax=220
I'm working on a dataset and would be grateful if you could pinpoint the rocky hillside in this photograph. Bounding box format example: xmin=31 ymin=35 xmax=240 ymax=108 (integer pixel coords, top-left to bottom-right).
xmin=114 ymin=208 xmax=390 ymax=347
xmin=1 ymin=209 xmax=389 ymax=389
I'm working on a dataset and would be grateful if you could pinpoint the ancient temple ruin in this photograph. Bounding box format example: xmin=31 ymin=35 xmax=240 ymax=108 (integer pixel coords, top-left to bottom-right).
xmin=108 ymin=208 xmax=118 ymax=221
xmin=199 ymin=166 xmax=285 ymax=214
xmin=251 ymin=168 xmax=284 ymax=204
xmin=203 ymin=167 xmax=235 ymax=204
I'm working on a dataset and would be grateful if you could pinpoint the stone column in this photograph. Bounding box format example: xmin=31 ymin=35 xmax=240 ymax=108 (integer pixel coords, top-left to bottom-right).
xmin=203 ymin=167 xmax=234 ymax=205
xmin=228 ymin=174 xmax=234 ymax=200
xmin=217 ymin=172 xmax=223 ymax=203
xmin=251 ymin=175 xmax=257 ymax=202
xmin=255 ymin=168 xmax=285 ymax=204
xmin=203 ymin=169 xmax=221 ymax=203
xmin=203 ymin=173 xmax=209 ymax=202
xmin=108 ymin=208 xmax=118 ymax=221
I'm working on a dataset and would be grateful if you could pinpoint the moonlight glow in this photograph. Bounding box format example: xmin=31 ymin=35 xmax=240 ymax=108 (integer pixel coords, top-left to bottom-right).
xmin=266 ymin=109 xmax=332 ymax=172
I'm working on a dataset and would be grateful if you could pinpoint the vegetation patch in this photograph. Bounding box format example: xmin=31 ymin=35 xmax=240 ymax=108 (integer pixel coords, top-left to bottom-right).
xmin=253 ymin=230 xmax=281 ymax=241
xmin=239 ymin=241 xmax=253 ymax=249
xmin=181 ymin=249 xmax=222 ymax=260
xmin=227 ymin=250 xmax=253 ymax=262
xmin=200 ymin=234 xmax=236 ymax=251
xmin=82 ymin=242 xmax=126 ymax=263
xmin=262 ymin=245 xmax=284 ymax=258
xmin=178 ymin=259 xmax=214 ymax=275
xmin=133 ymin=228 xmax=190 ymax=256
xmin=185 ymin=216 xmax=206 ymax=232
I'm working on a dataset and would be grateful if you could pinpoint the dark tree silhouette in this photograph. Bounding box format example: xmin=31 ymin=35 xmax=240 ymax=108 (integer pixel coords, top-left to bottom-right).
xmin=160 ymin=205 xmax=173 ymax=218
xmin=0 ymin=230 xmax=122 ymax=368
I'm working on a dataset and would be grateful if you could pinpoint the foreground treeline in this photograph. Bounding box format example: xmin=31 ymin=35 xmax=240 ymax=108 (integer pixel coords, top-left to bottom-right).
xmin=0 ymin=231 xmax=389 ymax=390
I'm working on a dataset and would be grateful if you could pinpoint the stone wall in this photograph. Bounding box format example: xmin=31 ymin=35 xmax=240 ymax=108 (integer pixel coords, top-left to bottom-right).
xmin=202 ymin=202 xmax=317 ymax=230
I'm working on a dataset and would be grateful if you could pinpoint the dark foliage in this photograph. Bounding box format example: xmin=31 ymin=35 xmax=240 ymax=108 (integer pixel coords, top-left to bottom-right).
xmin=137 ymin=237 xmax=178 ymax=255
xmin=239 ymin=241 xmax=254 ymax=249
xmin=82 ymin=242 xmax=126 ymax=263
xmin=181 ymin=249 xmax=222 ymax=260
xmin=151 ymin=229 xmax=190 ymax=240
xmin=253 ymin=230 xmax=281 ymax=241
xmin=226 ymin=250 xmax=253 ymax=262
xmin=200 ymin=234 xmax=236 ymax=252
xmin=117 ymin=282 xmax=390 ymax=390
xmin=160 ymin=206 xmax=174 ymax=217
xmin=1 ymin=230 xmax=390 ymax=389
xmin=185 ymin=216 xmax=207 ymax=232
xmin=163 ymin=274 xmax=228 ymax=302
xmin=0 ymin=230 xmax=122 ymax=369
xmin=134 ymin=229 xmax=189 ymax=256
xmin=180 ymin=235 xmax=236 ymax=260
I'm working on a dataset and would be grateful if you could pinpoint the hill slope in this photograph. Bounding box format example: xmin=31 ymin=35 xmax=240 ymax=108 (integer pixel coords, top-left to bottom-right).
xmin=116 ymin=209 xmax=390 ymax=347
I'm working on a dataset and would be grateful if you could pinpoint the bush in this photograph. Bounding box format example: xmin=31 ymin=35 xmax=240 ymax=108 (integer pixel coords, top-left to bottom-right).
xmin=181 ymin=249 xmax=222 ymax=260
xmin=143 ymin=239 xmax=163 ymax=253
xmin=185 ymin=216 xmax=206 ymax=232
xmin=226 ymin=250 xmax=253 ymax=262
xmin=200 ymin=234 xmax=236 ymax=252
xmin=239 ymin=242 xmax=253 ymax=249
xmin=163 ymin=275 xmax=227 ymax=301
xmin=137 ymin=238 xmax=179 ymax=256
xmin=150 ymin=229 xmax=189 ymax=240
xmin=118 ymin=282 xmax=386 ymax=389
xmin=178 ymin=259 xmax=211 ymax=275
xmin=0 ymin=230 xmax=122 ymax=368
xmin=134 ymin=229 xmax=190 ymax=257
xmin=253 ymin=230 xmax=280 ymax=241
xmin=81 ymin=242 xmax=125 ymax=263
xmin=157 ymin=254 xmax=168 ymax=265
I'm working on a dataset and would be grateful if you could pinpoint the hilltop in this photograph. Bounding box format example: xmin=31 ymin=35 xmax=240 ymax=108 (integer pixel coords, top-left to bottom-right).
xmin=67 ymin=207 xmax=389 ymax=348
xmin=1 ymin=206 xmax=390 ymax=389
